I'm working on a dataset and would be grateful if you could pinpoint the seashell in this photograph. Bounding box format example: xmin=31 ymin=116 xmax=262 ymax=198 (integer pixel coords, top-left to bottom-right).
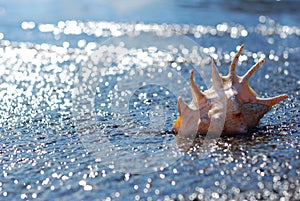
xmin=172 ymin=44 xmax=288 ymax=136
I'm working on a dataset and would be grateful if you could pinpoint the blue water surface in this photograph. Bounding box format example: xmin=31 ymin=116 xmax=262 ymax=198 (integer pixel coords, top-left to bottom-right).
xmin=0 ymin=1 xmax=299 ymax=201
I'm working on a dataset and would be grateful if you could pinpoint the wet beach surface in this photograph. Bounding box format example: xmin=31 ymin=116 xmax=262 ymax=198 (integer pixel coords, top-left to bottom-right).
xmin=0 ymin=1 xmax=299 ymax=200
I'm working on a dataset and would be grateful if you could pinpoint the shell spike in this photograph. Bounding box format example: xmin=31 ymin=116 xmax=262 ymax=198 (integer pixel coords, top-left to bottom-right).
xmin=229 ymin=44 xmax=244 ymax=82
xmin=190 ymin=69 xmax=206 ymax=105
xmin=256 ymin=94 xmax=288 ymax=107
xmin=177 ymin=96 xmax=184 ymax=115
xmin=241 ymin=59 xmax=265 ymax=84
xmin=211 ymin=59 xmax=223 ymax=91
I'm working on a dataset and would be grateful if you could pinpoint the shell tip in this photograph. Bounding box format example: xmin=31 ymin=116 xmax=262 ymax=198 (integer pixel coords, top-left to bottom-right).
xmin=257 ymin=94 xmax=288 ymax=107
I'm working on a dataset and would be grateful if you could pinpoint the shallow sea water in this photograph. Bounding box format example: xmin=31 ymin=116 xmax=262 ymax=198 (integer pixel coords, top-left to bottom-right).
xmin=0 ymin=1 xmax=300 ymax=201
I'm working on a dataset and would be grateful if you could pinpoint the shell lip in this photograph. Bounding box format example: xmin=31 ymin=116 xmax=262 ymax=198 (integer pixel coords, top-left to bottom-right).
xmin=172 ymin=97 xmax=182 ymax=135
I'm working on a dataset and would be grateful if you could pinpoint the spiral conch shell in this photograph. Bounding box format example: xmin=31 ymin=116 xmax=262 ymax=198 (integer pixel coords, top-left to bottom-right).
xmin=173 ymin=44 xmax=288 ymax=137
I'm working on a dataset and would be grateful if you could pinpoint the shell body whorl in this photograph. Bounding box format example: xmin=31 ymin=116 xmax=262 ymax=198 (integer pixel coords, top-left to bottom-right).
xmin=173 ymin=44 xmax=288 ymax=136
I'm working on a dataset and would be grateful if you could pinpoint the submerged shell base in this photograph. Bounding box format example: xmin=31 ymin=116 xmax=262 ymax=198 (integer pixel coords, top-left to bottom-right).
xmin=173 ymin=44 xmax=288 ymax=136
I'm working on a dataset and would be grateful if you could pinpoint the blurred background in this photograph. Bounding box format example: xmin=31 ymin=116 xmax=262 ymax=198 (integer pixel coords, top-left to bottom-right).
xmin=1 ymin=0 xmax=300 ymax=42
